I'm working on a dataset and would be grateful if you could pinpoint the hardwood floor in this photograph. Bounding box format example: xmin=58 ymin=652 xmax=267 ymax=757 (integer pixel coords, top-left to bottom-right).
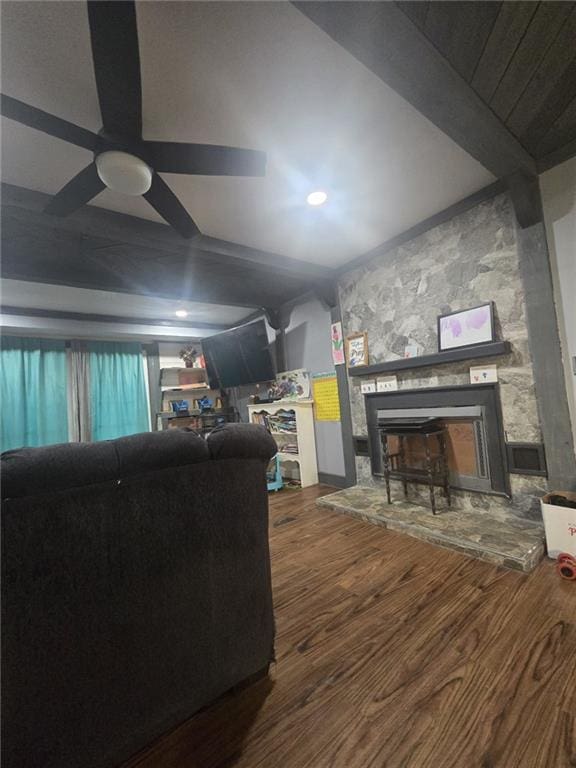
xmin=124 ymin=485 xmax=576 ymax=768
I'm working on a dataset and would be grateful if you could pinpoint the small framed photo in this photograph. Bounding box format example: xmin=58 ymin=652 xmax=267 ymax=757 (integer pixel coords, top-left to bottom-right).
xmin=346 ymin=332 xmax=369 ymax=368
xmin=438 ymin=302 xmax=495 ymax=352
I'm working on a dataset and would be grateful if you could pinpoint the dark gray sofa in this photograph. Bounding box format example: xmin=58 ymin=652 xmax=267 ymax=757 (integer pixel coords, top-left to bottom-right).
xmin=1 ymin=424 xmax=277 ymax=768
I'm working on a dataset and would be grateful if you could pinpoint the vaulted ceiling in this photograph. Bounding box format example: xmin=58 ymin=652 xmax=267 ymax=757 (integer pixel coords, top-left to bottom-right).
xmin=397 ymin=1 xmax=576 ymax=171
xmin=1 ymin=1 xmax=575 ymax=323
xmin=296 ymin=1 xmax=576 ymax=178
xmin=1 ymin=0 xmax=493 ymax=269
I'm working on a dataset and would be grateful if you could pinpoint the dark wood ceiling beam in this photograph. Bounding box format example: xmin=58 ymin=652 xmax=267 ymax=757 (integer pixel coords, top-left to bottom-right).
xmin=506 ymin=171 xmax=543 ymax=229
xmin=0 ymin=306 xmax=233 ymax=331
xmin=193 ymin=233 xmax=331 ymax=280
xmin=292 ymin=1 xmax=536 ymax=178
xmin=0 ymin=183 xmax=334 ymax=282
xmin=0 ymin=187 xmax=318 ymax=311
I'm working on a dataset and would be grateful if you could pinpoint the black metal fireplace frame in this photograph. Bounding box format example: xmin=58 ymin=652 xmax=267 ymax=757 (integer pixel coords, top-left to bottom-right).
xmin=364 ymin=383 xmax=511 ymax=497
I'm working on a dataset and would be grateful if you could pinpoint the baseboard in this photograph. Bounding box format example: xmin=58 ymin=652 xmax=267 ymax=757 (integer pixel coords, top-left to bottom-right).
xmin=318 ymin=472 xmax=348 ymax=488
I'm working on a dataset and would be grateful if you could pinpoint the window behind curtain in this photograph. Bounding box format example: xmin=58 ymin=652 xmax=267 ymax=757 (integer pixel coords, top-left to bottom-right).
xmin=88 ymin=341 xmax=149 ymax=441
xmin=0 ymin=336 xmax=69 ymax=452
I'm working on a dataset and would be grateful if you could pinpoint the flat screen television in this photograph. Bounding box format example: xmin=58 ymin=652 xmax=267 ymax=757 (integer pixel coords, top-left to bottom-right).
xmin=202 ymin=319 xmax=275 ymax=389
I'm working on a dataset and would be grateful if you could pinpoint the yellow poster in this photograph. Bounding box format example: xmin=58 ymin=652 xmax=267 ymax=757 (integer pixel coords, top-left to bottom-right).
xmin=312 ymin=373 xmax=341 ymax=421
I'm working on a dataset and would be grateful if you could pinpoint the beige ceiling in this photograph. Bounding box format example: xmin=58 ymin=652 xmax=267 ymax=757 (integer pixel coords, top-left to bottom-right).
xmin=0 ymin=1 xmax=495 ymax=267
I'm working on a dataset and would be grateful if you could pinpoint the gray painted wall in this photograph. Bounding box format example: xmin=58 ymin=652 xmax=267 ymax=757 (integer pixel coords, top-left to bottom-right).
xmin=540 ymin=158 xmax=576 ymax=455
xmin=284 ymin=298 xmax=346 ymax=478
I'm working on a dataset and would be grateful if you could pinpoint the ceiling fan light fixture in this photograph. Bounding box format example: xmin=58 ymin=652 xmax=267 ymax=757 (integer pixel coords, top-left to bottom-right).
xmin=306 ymin=190 xmax=327 ymax=206
xmin=95 ymin=150 xmax=153 ymax=196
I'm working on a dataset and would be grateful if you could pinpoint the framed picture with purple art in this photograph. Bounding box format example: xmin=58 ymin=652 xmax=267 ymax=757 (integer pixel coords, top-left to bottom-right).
xmin=437 ymin=302 xmax=495 ymax=352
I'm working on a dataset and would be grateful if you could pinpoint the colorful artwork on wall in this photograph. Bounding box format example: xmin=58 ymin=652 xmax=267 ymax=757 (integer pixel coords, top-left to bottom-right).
xmin=346 ymin=332 xmax=369 ymax=368
xmin=331 ymin=322 xmax=345 ymax=366
xmin=438 ymin=303 xmax=495 ymax=352
xmin=272 ymin=368 xmax=311 ymax=400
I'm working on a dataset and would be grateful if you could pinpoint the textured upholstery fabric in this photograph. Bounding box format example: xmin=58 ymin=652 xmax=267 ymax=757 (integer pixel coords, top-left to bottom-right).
xmin=2 ymin=428 xmax=211 ymax=500
xmin=207 ymin=422 xmax=277 ymax=462
xmin=1 ymin=426 xmax=276 ymax=768
xmin=1 ymin=440 xmax=119 ymax=499
xmin=113 ymin=428 xmax=210 ymax=477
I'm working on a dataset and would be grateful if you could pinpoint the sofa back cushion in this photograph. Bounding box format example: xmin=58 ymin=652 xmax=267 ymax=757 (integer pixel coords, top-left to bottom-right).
xmin=113 ymin=429 xmax=209 ymax=478
xmin=1 ymin=425 xmax=276 ymax=501
xmin=1 ymin=441 xmax=119 ymax=500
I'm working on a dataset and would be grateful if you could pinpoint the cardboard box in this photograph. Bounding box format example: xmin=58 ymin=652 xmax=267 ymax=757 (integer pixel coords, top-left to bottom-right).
xmin=541 ymin=491 xmax=576 ymax=559
xmin=178 ymin=369 xmax=206 ymax=386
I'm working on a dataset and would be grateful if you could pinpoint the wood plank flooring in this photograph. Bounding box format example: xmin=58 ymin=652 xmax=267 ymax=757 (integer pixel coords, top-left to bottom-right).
xmin=124 ymin=485 xmax=576 ymax=768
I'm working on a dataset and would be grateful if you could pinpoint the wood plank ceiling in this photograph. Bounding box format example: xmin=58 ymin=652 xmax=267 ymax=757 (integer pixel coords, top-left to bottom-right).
xmin=396 ymin=1 xmax=576 ymax=171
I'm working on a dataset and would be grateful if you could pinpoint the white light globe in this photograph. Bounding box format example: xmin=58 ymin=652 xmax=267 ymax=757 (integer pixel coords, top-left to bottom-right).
xmin=95 ymin=151 xmax=153 ymax=196
xmin=306 ymin=190 xmax=327 ymax=206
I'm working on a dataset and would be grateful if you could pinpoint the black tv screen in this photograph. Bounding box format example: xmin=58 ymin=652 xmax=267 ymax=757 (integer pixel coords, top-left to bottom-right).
xmin=202 ymin=319 xmax=275 ymax=388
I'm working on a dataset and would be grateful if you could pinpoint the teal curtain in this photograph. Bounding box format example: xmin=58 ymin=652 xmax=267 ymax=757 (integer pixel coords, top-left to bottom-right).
xmin=1 ymin=336 xmax=69 ymax=452
xmin=89 ymin=341 xmax=149 ymax=441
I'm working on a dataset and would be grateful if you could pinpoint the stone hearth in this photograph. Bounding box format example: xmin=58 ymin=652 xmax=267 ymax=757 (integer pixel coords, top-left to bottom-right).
xmin=317 ymin=486 xmax=545 ymax=572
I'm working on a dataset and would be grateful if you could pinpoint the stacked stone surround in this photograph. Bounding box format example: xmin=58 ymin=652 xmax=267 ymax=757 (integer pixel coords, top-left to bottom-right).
xmin=338 ymin=192 xmax=547 ymax=520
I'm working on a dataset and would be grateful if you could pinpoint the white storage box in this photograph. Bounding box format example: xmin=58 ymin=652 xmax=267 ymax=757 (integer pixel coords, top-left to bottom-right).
xmin=541 ymin=491 xmax=576 ymax=559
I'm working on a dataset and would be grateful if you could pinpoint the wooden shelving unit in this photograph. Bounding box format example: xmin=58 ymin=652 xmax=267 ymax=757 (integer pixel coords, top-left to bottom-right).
xmin=160 ymin=367 xmax=222 ymax=413
xmin=158 ymin=410 xmax=238 ymax=434
xmin=247 ymin=400 xmax=318 ymax=488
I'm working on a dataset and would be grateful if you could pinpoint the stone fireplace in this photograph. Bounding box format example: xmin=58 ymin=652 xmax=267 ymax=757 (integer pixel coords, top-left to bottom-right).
xmin=338 ymin=192 xmax=550 ymax=521
xmin=365 ymin=384 xmax=509 ymax=497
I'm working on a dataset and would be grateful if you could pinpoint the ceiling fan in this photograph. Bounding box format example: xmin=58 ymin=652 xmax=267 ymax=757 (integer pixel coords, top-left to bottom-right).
xmin=0 ymin=0 xmax=266 ymax=238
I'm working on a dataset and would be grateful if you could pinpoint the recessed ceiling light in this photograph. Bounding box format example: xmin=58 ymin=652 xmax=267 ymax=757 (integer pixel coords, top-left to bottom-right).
xmin=175 ymin=310 xmax=188 ymax=319
xmin=306 ymin=190 xmax=327 ymax=206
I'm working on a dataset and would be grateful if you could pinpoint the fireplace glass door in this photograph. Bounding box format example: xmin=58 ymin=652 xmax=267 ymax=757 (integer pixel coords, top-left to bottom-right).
xmin=377 ymin=407 xmax=491 ymax=492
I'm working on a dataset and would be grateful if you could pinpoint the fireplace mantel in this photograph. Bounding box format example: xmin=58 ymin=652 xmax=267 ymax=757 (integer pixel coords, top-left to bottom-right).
xmin=348 ymin=341 xmax=511 ymax=377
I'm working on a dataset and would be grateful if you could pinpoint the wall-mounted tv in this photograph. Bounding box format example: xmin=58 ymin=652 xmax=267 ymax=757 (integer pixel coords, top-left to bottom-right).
xmin=202 ymin=319 xmax=275 ymax=389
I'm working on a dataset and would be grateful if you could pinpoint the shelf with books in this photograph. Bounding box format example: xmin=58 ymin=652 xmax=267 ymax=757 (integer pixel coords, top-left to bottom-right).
xmin=247 ymin=400 xmax=317 ymax=488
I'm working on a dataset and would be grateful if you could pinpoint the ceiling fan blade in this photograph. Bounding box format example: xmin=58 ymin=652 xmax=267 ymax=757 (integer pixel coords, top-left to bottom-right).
xmin=44 ymin=163 xmax=105 ymax=216
xmin=144 ymin=174 xmax=201 ymax=239
xmin=1 ymin=94 xmax=100 ymax=152
xmin=87 ymin=0 xmax=142 ymax=138
xmin=143 ymin=141 xmax=267 ymax=177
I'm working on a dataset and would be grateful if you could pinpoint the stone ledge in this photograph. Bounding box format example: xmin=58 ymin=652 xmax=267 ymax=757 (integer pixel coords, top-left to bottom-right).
xmin=347 ymin=341 xmax=511 ymax=377
xmin=317 ymin=485 xmax=545 ymax=573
